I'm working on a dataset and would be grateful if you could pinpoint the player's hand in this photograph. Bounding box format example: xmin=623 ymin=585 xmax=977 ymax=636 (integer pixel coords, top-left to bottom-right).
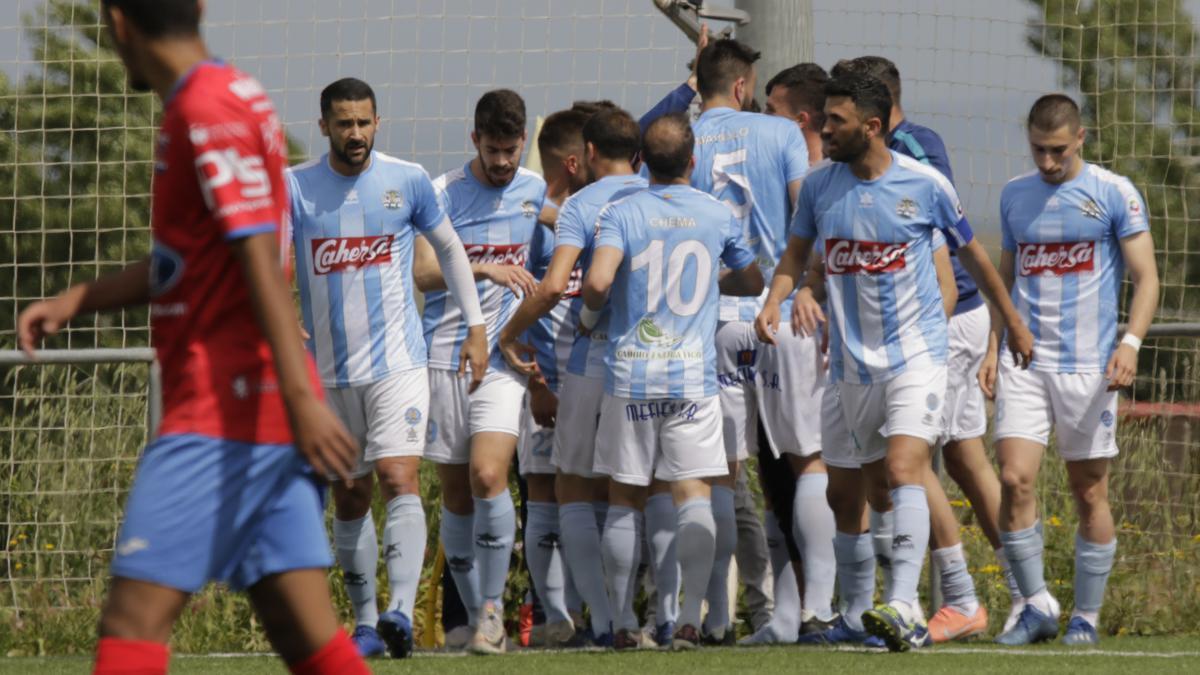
xmin=791 ymin=287 xmax=825 ymax=338
xmin=687 ymin=23 xmax=710 ymax=90
xmin=298 ymin=321 xmax=310 ymax=342
xmin=529 ymin=378 xmax=559 ymax=428
xmin=459 ymin=324 xmax=489 ymax=393
xmin=483 ymin=263 xmax=537 ymax=297
xmin=499 ymin=333 xmax=540 ymax=377
xmin=1105 ymin=343 xmax=1138 ymax=391
xmin=978 ymin=341 xmax=999 ymax=400
xmin=1006 ymin=319 xmax=1035 ymax=369
xmin=17 ymin=295 xmax=78 ymax=357
xmin=291 ymin=395 xmax=358 ymax=485
xmin=754 ymin=301 xmax=781 ymax=345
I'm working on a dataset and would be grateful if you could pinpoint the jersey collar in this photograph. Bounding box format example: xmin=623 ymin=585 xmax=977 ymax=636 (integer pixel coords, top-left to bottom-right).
xmin=164 ymin=58 xmax=225 ymax=108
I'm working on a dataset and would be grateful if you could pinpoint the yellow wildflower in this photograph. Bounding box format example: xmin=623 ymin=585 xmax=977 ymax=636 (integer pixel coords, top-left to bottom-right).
xmin=44 ymin=544 xmax=54 ymax=551
xmin=1046 ymin=516 xmax=1062 ymax=527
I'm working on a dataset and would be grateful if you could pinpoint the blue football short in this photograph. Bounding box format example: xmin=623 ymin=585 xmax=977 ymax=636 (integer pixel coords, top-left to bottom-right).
xmin=110 ymin=433 xmax=331 ymax=592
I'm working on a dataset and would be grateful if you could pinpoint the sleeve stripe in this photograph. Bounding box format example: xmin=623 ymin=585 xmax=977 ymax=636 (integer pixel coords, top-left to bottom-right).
xmin=224 ymin=222 xmax=278 ymax=241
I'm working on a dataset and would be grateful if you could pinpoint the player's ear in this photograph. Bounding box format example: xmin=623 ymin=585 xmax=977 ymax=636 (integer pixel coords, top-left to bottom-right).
xmin=104 ymin=4 xmax=130 ymax=45
xmin=318 ymin=116 xmax=329 ymax=138
xmin=197 ymin=0 xmax=208 ymax=22
xmin=586 ymin=141 xmax=597 ymax=165
xmin=471 ymin=131 xmax=481 ymax=150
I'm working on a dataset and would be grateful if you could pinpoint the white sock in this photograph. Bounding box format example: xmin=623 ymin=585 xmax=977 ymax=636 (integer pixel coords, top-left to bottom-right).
xmin=525 ymin=501 xmax=570 ymax=624
xmin=560 ymin=501 xmax=613 ymax=636
xmin=333 ymin=514 xmax=379 ymax=627
xmin=382 ymin=495 xmax=426 ymax=617
xmin=601 ymin=505 xmax=643 ymax=632
xmin=763 ymin=512 xmax=800 ymax=640
xmin=931 ymin=543 xmax=980 ymax=616
xmin=644 ymin=492 xmax=680 ymax=626
xmin=793 ymin=473 xmax=837 ymax=621
xmin=703 ymin=486 xmax=736 ymax=635
xmin=677 ymin=498 xmax=716 ymax=630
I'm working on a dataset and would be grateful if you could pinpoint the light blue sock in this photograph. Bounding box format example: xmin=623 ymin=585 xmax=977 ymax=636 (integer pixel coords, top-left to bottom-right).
xmin=704 ymin=486 xmax=737 ymax=634
xmin=473 ymin=492 xmax=516 ymax=607
xmin=1000 ymin=522 xmax=1047 ymax=598
xmin=833 ymin=531 xmax=875 ymax=632
xmin=383 ymin=495 xmax=426 ymax=616
xmin=870 ymin=508 xmax=894 ymax=599
xmin=676 ymin=498 xmax=716 ymax=630
xmin=601 ymin=505 xmax=643 ymax=631
xmin=1074 ymin=534 xmax=1116 ymax=617
xmin=644 ymin=492 xmax=679 ymax=625
xmin=888 ymin=485 xmax=929 ymax=607
xmin=440 ymin=506 xmax=481 ymax=621
xmin=525 ymin=501 xmax=570 ymax=624
xmin=764 ymin=512 xmax=800 ymax=640
xmin=333 ymin=514 xmax=379 ymax=627
xmin=560 ymin=501 xmax=613 ymax=636
xmin=564 ymin=559 xmax=583 ymax=615
xmin=932 ymin=543 xmax=979 ymax=615
xmin=794 ymin=473 xmax=837 ymax=621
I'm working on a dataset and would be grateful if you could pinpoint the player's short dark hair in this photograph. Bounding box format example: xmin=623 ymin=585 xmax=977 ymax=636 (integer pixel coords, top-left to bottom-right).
xmin=1027 ymin=93 xmax=1082 ymax=132
xmin=696 ymin=38 xmax=761 ymax=98
xmin=582 ymin=108 xmax=641 ymax=162
xmin=766 ymin=63 xmax=830 ymax=125
xmin=832 ymin=55 xmax=901 ymax=105
xmin=570 ymin=100 xmax=619 ymax=116
xmin=320 ymin=78 xmax=377 ymax=118
xmin=100 ymin=0 xmax=200 ymax=38
xmin=538 ymin=109 xmax=589 ymax=158
xmin=475 ymin=89 xmax=527 ymax=139
xmin=641 ymin=113 xmax=694 ymax=181
xmin=824 ymin=73 xmax=893 ymax=129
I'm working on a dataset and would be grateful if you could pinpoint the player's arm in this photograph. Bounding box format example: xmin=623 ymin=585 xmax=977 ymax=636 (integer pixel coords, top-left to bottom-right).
xmin=527 ymin=373 xmax=559 ymax=428
xmin=231 ymin=232 xmax=357 ymax=481
xmin=17 ymin=260 xmax=151 ymax=356
xmin=978 ymin=248 xmax=1017 ymax=399
xmin=413 ymin=217 xmax=490 ymax=391
xmin=1107 ymin=231 xmax=1158 ymax=390
xmin=499 ymin=244 xmax=583 ymax=375
xmin=755 ymin=234 xmax=815 ymax=346
xmin=412 ymin=228 xmax=537 ymax=297
xmin=582 ymin=245 xmax=622 ymax=313
xmin=791 ymin=257 xmax=827 ymax=338
xmin=717 ymin=219 xmax=764 ymax=297
xmin=638 ymin=23 xmax=707 ymax=133
xmin=718 ymin=263 xmax=763 ymax=296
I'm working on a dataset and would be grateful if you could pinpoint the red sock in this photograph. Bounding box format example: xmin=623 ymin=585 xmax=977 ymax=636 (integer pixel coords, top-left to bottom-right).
xmin=93 ymin=637 xmax=169 ymax=675
xmin=290 ymin=629 xmax=369 ymax=675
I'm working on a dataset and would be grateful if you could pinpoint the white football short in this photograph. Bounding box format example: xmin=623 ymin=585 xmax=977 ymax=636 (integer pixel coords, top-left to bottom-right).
xmin=593 ymin=394 xmax=728 ymax=487
xmin=755 ymin=321 xmax=825 ymax=459
xmin=518 ymin=392 xmax=557 ymax=476
xmin=992 ymin=354 xmax=1118 ymax=461
xmin=835 ymin=361 xmax=948 ymax=468
xmin=324 ymin=367 xmax=429 ymax=479
xmin=818 ymin=381 xmax=857 ymax=470
xmin=715 ymin=320 xmax=759 ymax=462
xmin=942 ymin=303 xmax=990 ymax=444
xmin=551 ymin=373 xmax=605 ymax=478
xmin=424 ymin=365 xmax=526 ymax=465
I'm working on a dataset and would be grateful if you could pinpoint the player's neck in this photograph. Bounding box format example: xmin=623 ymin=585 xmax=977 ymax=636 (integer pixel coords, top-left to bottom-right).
xmin=589 ymin=158 xmax=634 ymax=180
xmin=701 ymin=93 xmax=741 ymax=113
xmin=649 ymin=176 xmax=689 ymax=187
xmin=849 ymin=142 xmax=893 ymax=181
xmin=889 ymin=106 xmax=905 ymax=132
xmin=803 ymin=130 xmax=824 ymax=165
xmin=147 ymin=37 xmax=212 ymax=102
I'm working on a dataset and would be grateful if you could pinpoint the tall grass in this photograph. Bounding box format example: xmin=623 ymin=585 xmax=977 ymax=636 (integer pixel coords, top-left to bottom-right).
xmin=0 ymin=356 xmax=1196 ymax=655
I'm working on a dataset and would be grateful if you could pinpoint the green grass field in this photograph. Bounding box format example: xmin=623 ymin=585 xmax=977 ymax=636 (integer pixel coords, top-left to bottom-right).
xmin=2 ymin=639 xmax=1199 ymax=675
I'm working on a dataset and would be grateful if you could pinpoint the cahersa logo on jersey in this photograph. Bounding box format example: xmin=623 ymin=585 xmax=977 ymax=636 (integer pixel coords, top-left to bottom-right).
xmin=1017 ymin=241 xmax=1095 ymax=276
xmin=825 ymin=238 xmax=909 ymax=275
xmin=311 ymin=235 xmax=394 ymax=274
xmin=464 ymin=243 xmax=527 ymax=266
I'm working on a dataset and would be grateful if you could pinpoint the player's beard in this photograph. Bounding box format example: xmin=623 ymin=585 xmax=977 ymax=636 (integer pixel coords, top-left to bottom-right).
xmin=333 ymin=137 xmax=373 ymax=168
xmin=481 ymin=158 xmax=516 ymax=187
xmin=826 ymin=127 xmax=870 ymax=164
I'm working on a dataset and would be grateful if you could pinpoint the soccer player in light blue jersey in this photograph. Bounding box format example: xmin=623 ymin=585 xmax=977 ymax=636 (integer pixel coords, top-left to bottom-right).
xmin=499 ymin=107 xmax=648 ymax=648
xmin=983 ymin=95 xmax=1158 ymax=647
xmin=412 ymin=90 xmax=546 ymax=655
xmin=757 ymin=73 xmax=1031 ymax=652
xmin=289 ymin=78 xmax=488 ymax=659
xmin=686 ymin=38 xmax=822 ymax=643
xmin=584 ymin=113 xmax=764 ymax=649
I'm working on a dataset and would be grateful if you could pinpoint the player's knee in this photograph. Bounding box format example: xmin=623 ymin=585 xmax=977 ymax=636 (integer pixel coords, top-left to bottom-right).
xmin=376 ymin=468 xmax=419 ymax=501
xmin=1068 ymin=474 xmax=1108 ymax=509
xmin=98 ymin=604 xmax=171 ymax=643
xmin=469 ymin=462 xmax=507 ymax=494
xmin=999 ymin=465 xmax=1036 ymax=499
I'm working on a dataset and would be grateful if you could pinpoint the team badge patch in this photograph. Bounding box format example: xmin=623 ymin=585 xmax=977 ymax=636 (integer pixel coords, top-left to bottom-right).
xmin=926 ymin=393 xmax=940 ymax=411
xmin=521 ymin=200 xmax=537 ymax=218
xmin=404 ymin=407 xmax=422 ymax=426
xmin=896 ymin=197 xmax=919 ymax=218
xmin=736 ymin=349 xmax=757 ymax=367
xmin=383 ymin=190 xmax=403 ymax=209
xmin=1100 ymin=410 xmax=1115 ymax=427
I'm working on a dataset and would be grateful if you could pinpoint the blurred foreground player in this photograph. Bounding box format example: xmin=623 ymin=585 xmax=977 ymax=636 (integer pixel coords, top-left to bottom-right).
xmin=987 ymin=94 xmax=1158 ymax=647
xmin=17 ymin=1 xmax=367 ymax=673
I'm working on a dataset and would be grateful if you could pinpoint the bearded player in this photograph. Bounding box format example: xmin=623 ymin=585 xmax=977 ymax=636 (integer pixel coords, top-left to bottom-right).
xmin=18 ymin=1 xmax=368 ymax=673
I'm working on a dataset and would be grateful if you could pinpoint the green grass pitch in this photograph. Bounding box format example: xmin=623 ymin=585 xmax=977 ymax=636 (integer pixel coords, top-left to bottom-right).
xmin=3 ymin=638 xmax=1199 ymax=674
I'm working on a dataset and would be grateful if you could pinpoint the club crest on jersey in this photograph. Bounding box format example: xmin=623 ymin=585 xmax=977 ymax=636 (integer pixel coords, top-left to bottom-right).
xmin=895 ymin=197 xmax=919 ymax=219
xmin=635 ymin=316 xmax=684 ymax=348
xmin=311 ymin=235 xmax=394 ymax=274
xmin=521 ymin=200 xmax=537 ymax=218
xmin=1017 ymin=241 xmax=1095 ymax=276
xmin=1127 ymin=197 xmax=1141 ymax=215
xmin=1080 ymin=199 xmax=1102 ymax=219
xmin=825 ymin=238 xmax=908 ymax=275
xmin=383 ymin=190 xmax=403 ymax=209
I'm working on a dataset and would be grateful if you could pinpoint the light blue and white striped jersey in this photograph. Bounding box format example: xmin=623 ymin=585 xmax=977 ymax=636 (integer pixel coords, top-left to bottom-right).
xmin=423 ymin=163 xmax=546 ymax=371
xmin=525 ymin=218 xmax=577 ymax=393
xmin=1000 ymin=163 xmax=1149 ymax=373
xmin=554 ymin=174 xmax=649 ymax=379
xmin=791 ymin=151 xmax=974 ymax=384
xmin=597 ymin=184 xmax=756 ymax=399
xmin=289 ymin=152 xmax=443 ymax=387
xmin=690 ymin=107 xmax=808 ymax=322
